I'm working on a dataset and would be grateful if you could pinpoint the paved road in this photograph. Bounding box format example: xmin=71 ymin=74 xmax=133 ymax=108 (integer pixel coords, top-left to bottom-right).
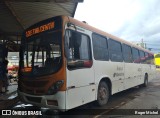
xmin=2 ymin=71 xmax=160 ymax=118
xmin=92 ymin=72 xmax=160 ymax=118
xmin=57 ymin=71 xmax=160 ymax=118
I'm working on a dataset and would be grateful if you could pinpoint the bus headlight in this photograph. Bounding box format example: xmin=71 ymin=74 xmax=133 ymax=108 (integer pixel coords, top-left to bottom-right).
xmin=47 ymin=80 xmax=64 ymax=95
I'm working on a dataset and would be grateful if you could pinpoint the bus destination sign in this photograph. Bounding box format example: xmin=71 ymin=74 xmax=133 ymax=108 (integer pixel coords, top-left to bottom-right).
xmin=26 ymin=21 xmax=55 ymax=37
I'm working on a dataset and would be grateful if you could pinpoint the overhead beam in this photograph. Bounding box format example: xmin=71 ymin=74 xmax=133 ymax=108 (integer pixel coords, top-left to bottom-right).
xmin=56 ymin=0 xmax=81 ymax=17
xmin=4 ymin=0 xmax=83 ymax=2
xmin=56 ymin=3 xmax=72 ymax=15
xmin=0 ymin=31 xmax=22 ymax=36
xmin=72 ymin=2 xmax=78 ymax=17
xmin=4 ymin=1 xmax=25 ymax=30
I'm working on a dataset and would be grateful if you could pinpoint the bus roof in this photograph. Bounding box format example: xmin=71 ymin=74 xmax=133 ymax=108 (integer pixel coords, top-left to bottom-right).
xmin=64 ymin=16 xmax=154 ymax=55
xmin=24 ymin=15 xmax=153 ymax=55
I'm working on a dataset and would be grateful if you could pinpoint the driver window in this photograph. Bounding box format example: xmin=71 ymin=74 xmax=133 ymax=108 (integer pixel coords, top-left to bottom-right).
xmin=65 ymin=30 xmax=91 ymax=61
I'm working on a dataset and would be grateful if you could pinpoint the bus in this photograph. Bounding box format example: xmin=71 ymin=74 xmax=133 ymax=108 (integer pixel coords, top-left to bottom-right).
xmin=154 ymin=54 xmax=160 ymax=69
xmin=18 ymin=15 xmax=156 ymax=110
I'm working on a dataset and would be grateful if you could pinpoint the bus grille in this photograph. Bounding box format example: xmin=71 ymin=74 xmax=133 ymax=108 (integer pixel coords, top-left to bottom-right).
xmin=26 ymin=96 xmax=42 ymax=103
xmin=23 ymin=81 xmax=48 ymax=87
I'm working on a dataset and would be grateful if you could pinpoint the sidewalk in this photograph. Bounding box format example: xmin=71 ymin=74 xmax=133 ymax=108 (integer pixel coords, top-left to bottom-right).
xmin=0 ymin=81 xmax=19 ymax=109
xmin=0 ymin=81 xmax=17 ymax=99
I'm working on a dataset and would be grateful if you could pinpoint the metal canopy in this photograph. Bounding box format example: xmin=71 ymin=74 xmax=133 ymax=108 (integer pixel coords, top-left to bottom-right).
xmin=0 ymin=0 xmax=81 ymax=36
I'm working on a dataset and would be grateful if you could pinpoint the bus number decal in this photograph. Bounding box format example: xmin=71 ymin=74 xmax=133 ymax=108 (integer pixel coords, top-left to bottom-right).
xmin=113 ymin=73 xmax=124 ymax=77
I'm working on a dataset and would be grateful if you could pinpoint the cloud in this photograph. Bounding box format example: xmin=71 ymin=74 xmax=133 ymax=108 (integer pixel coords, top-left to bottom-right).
xmin=75 ymin=0 xmax=160 ymax=53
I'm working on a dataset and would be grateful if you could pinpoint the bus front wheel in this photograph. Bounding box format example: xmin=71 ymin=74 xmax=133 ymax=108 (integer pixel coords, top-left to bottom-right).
xmin=96 ymin=81 xmax=109 ymax=106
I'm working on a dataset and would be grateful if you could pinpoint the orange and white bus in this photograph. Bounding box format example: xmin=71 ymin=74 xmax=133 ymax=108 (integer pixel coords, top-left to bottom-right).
xmin=18 ymin=16 xmax=156 ymax=110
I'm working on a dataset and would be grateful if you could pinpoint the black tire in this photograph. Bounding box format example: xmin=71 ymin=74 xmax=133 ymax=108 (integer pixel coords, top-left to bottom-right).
xmin=96 ymin=81 xmax=109 ymax=106
xmin=143 ymin=74 xmax=148 ymax=87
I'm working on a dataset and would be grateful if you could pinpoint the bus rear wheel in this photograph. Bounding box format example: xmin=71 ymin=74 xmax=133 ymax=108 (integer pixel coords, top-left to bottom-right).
xmin=96 ymin=81 xmax=109 ymax=106
xmin=143 ymin=74 xmax=148 ymax=87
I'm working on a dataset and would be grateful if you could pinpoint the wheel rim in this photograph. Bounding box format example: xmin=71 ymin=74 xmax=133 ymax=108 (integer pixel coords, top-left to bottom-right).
xmin=99 ymin=87 xmax=107 ymax=100
xmin=145 ymin=78 xmax=148 ymax=85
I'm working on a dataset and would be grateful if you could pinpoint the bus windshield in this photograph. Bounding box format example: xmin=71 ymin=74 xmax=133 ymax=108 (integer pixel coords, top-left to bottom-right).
xmin=20 ymin=31 xmax=62 ymax=77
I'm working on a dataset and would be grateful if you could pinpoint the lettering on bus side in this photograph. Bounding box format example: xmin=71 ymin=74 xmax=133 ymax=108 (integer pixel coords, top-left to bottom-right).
xmin=113 ymin=73 xmax=124 ymax=77
xmin=117 ymin=66 xmax=123 ymax=71
xmin=25 ymin=21 xmax=55 ymax=37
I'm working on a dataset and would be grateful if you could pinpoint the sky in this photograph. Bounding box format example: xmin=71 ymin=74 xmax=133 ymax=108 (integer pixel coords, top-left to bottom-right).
xmin=75 ymin=0 xmax=160 ymax=53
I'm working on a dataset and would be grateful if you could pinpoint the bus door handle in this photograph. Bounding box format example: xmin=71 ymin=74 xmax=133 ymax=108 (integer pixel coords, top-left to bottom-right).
xmin=119 ymin=78 xmax=122 ymax=80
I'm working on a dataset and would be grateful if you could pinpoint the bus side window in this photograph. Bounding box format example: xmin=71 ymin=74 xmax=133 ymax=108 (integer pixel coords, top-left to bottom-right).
xmin=122 ymin=44 xmax=133 ymax=63
xmin=132 ymin=47 xmax=140 ymax=63
xmin=65 ymin=30 xmax=91 ymax=61
xmin=65 ymin=30 xmax=92 ymax=69
xmin=152 ymin=55 xmax=155 ymax=65
xmin=144 ymin=52 xmax=149 ymax=64
xmin=149 ymin=53 xmax=154 ymax=65
xmin=139 ymin=51 xmax=145 ymax=63
xmin=92 ymin=33 xmax=109 ymax=61
xmin=108 ymin=39 xmax=123 ymax=62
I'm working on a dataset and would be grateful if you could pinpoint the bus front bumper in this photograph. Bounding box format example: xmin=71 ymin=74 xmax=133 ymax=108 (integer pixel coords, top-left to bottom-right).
xmin=18 ymin=90 xmax=66 ymax=110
